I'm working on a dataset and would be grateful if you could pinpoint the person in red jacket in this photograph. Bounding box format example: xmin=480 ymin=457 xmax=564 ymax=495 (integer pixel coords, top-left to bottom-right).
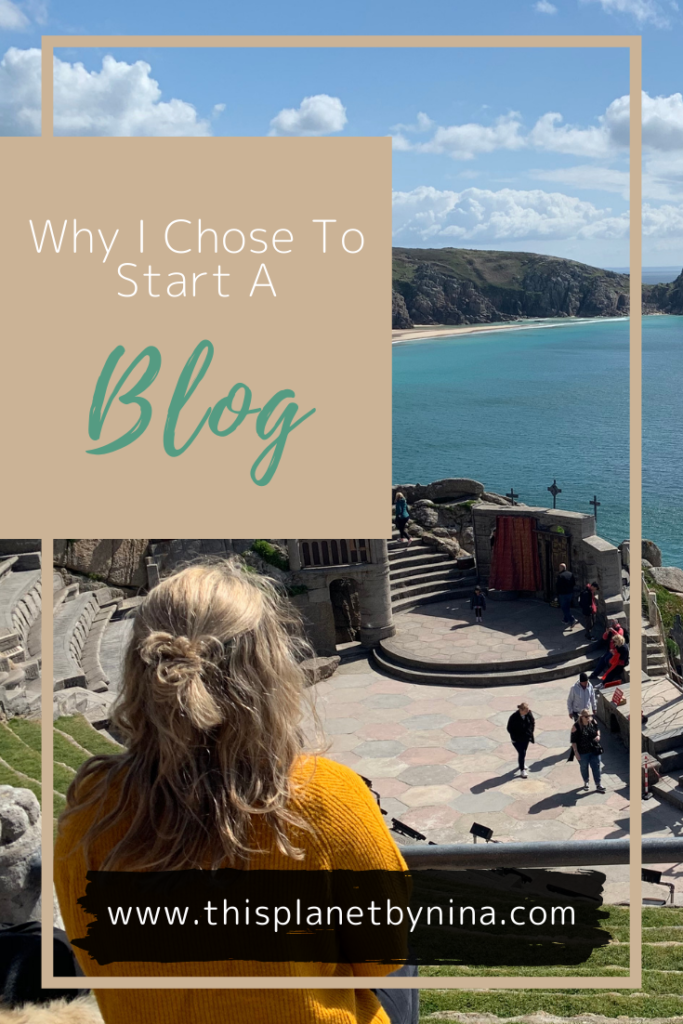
xmin=602 ymin=634 xmax=629 ymax=687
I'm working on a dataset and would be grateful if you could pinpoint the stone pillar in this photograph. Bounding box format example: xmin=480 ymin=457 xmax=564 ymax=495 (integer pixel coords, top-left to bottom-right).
xmin=357 ymin=542 xmax=395 ymax=646
xmin=620 ymin=540 xmax=630 ymax=568
xmin=287 ymin=540 xmax=301 ymax=572
xmin=146 ymin=558 xmax=160 ymax=590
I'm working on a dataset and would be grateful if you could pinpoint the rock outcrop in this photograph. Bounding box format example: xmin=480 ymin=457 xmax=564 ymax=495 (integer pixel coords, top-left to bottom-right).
xmin=644 ymin=269 xmax=683 ymax=314
xmin=643 ymin=539 xmax=663 ymax=568
xmin=0 ymin=786 xmax=41 ymax=925
xmin=54 ymin=540 xmax=149 ymax=589
xmin=391 ymin=247 xmax=680 ymax=328
xmin=649 ymin=566 xmax=683 ymax=594
xmin=392 ymin=248 xmax=631 ymax=327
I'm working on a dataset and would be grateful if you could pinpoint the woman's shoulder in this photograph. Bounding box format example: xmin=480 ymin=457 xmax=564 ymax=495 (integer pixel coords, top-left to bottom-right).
xmin=291 ymin=755 xmax=406 ymax=870
xmin=291 ymin=756 xmax=391 ymax=831
xmin=292 ymin=755 xmax=374 ymax=803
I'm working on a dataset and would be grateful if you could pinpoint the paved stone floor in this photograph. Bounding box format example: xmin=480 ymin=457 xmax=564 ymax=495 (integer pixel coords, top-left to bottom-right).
xmin=304 ymin=610 xmax=683 ymax=904
xmin=383 ymin=596 xmax=591 ymax=666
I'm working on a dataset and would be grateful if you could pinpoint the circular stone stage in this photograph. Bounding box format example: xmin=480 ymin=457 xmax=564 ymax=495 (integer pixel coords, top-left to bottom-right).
xmin=373 ymin=595 xmax=602 ymax=686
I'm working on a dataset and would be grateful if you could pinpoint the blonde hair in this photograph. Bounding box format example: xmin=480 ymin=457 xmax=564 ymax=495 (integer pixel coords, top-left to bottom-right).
xmin=517 ymin=702 xmax=530 ymax=712
xmin=60 ymin=560 xmax=315 ymax=871
xmin=579 ymin=708 xmax=593 ymax=719
xmin=613 ymin=634 xmax=625 ymax=647
xmin=395 ymin=491 xmax=405 ymax=501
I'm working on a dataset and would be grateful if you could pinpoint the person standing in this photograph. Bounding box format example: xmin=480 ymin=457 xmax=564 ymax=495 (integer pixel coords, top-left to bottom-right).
xmin=470 ymin=586 xmax=487 ymax=623
xmin=571 ymin=709 xmax=605 ymax=793
xmin=506 ymin=702 xmax=535 ymax=778
xmin=555 ymin=562 xmax=576 ymax=628
xmin=395 ymin=491 xmax=411 ymax=545
xmin=578 ymin=581 xmax=599 ymax=640
xmin=567 ymin=672 xmax=597 ymax=722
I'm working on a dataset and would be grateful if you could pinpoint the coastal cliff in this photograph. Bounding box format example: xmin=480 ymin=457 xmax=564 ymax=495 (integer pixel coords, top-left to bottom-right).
xmin=392 ymin=246 xmax=680 ymax=328
xmin=644 ymin=269 xmax=683 ymax=315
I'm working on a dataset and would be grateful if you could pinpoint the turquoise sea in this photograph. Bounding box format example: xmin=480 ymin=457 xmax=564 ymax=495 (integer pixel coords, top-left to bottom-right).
xmin=392 ymin=315 xmax=683 ymax=569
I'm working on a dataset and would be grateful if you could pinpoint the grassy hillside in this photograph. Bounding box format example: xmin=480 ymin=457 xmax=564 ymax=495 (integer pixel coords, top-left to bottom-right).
xmin=0 ymin=715 xmax=122 ymax=835
xmin=392 ymin=246 xmax=627 ymax=292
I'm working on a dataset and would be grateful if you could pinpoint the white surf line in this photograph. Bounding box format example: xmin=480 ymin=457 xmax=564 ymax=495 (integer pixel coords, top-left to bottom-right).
xmin=392 ymin=316 xmax=630 ymax=345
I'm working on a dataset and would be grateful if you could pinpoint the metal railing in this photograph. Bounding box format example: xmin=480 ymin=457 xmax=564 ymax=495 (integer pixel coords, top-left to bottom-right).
xmin=401 ymin=836 xmax=683 ymax=870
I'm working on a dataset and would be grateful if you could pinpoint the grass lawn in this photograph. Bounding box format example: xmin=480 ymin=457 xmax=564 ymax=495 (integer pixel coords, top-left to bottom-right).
xmin=418 ymin=906 xmax=683 ymax=1019
xmin=54 ymin=715 xmax=123 ymax=757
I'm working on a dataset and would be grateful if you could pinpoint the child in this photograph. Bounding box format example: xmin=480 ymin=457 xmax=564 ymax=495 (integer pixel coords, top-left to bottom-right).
xmin=470 ymin=586 xmax=487 ymax=623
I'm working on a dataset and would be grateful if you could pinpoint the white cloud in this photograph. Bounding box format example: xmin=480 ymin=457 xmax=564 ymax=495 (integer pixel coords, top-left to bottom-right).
xmin=268 ymin=94 xmax=346 ymax=136
xmin=643 ymin=202 xmax=683 ymax=236
xmin=529 ymin=111 xmax=612 ymax=158
xmin=534 ymin=0 xmax=558 ymax=11
xmin=0 ymin=0 xmax=29 ymax=29
xmin=391 ymin=185 xmax=628 ymax=245
xmin=0 ymin=47 xmax=212 ymax=136
xmin=531 ymin=165 xmax=630 ymax=197
xmin=391 ymin=111 xmax=435 ymax=133
xmin=392 ymin=112 xmax=526 ymax=160
xmin=581 ymin=0 xmax=673 ymax=26
xmin=391 ymin=92 xmax=683 ymax=166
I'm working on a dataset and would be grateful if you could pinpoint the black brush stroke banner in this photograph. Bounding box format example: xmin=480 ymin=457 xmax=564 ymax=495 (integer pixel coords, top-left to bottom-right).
xmin=71 ymin=867 xmax=608 ymax=967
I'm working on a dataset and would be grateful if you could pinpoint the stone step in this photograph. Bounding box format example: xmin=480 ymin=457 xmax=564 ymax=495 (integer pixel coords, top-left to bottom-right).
xmin=390 ymin=557 xmax=457 ymax=581
xmin=380 ymin=634 xmax=602 ymax=676
xmin=390 ymin=574 xmax=477 ymax=606
xmin=372 ymin=645 xmax=602 ymax=688
xmin=391 ymin=583 xmax=479 ymax=615
xmin=388 ymin=548 xmax=451 ymax=568
xmin=656 ymin=746 xmax=683 ymax=774
xmin=643 ymin=726 xmax=683 ymax=756
xmin=0 ymin=568 xmax=41 ymax=649
xmin=390 ymin=567 xmax=472 ymax=591
xmin=53 ymin=591 xmax=100 ymax=691
xmin=0 ymin=557 xmax=18 ymax=580
xmin=13 ymin=552 xmax=41 ymax=571
xmin=652 ymin=775 xmax=683 ymax=811
xmin=81 ymin=604 xmax=116 ymax=693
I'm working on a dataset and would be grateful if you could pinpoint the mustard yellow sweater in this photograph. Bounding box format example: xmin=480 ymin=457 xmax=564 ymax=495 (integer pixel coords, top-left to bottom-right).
xmin=55 ymin=755 xmax=408 ymax=1024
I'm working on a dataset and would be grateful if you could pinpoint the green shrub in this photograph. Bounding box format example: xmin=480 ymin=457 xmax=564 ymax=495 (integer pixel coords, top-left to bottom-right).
xmin=251 ymin=540 xmax=290 ymax=572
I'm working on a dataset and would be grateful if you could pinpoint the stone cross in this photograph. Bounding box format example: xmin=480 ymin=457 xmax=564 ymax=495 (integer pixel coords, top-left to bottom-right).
xmin=589 ymin=495 xmax=601 ymax=520
xmin=547 ymin=479 xmax=562 ymax=509
xmin=506 ymin=488 xmax=519 ymax=506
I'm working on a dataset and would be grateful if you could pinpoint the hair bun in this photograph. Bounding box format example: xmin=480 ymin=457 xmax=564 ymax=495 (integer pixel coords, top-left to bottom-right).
xmin=139 ymin=631 xmax=201 ymax=670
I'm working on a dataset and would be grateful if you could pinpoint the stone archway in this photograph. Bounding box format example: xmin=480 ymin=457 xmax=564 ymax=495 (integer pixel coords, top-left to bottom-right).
xmin=329 ymin=578 xmax=361 ymax=645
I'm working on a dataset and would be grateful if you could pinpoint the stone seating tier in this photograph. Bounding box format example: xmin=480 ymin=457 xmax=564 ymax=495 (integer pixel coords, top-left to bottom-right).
xmin=53 ymin=591 xmax=100 ymax=691
xmin=0 ymin=568 xmax=41 ymax=650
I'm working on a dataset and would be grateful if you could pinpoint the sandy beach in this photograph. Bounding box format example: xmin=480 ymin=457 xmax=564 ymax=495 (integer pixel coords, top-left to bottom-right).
xmin=392 ymin=323 xmax=520 ymax=344
xmin=391 ymin=316 xmax=629 ymax=345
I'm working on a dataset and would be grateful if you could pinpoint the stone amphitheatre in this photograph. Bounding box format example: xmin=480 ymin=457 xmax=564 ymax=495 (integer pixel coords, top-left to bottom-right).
xmin=2 ymin=479 xmax=683 ymax=917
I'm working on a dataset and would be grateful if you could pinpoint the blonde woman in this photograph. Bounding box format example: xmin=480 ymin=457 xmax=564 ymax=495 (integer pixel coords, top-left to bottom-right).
xmin=570 ymin=709 xmax=605 ymax=793
xmin=55 ymin=561 xmax=409 ymax=1024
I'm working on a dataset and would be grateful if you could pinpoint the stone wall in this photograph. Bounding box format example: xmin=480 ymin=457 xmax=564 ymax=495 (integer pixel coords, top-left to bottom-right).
xmin=288 ymin=540 xmax=394 ymax=655
xmin=472 ymin=504 xmax=625 ymax=623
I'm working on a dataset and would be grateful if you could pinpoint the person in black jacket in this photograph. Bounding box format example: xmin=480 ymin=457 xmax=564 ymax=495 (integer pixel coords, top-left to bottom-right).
xmin=470 ymin=586 xmax=487 ymax=623
xmin=555 ymin=562 xmax=576 ymax=628
xmin=578 ymin=581 xmax=599 ymax=640
xmin=506 ymin=702 xmax=535 ymax=778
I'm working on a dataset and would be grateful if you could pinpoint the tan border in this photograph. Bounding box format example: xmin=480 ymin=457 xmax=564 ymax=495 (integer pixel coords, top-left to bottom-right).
xmin=39 ymin=33 xmax=642 ymax=990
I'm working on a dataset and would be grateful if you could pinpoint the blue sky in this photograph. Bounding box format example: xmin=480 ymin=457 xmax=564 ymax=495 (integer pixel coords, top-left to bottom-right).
xmin=1 ymin=0 xmax=681 ymax=267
